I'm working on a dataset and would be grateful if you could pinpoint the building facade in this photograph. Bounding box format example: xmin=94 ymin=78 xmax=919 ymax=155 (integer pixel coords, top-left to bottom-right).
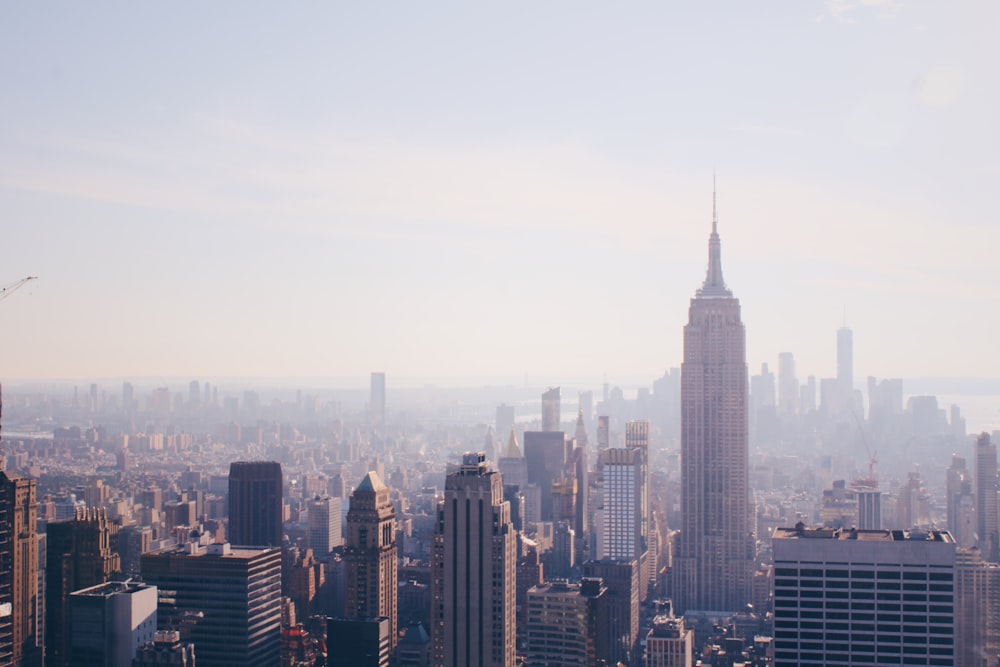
xmin=772 ymin=525 xmax=955 ymax=666
xmin=525 ymin=579 xmax=607 ymax=667
xmin=431 ymin=453 xmax=516 ymax=667
xmin=141 ymin=543 xmax=281 ymax=667
xmin=67 ymin=581 xmax=157 ymax=667
xmin=228 ymin=461 xmax=282 ymax=548
xmin=344 ymin=471 xmax=398 ymax=653
xmin=0 ymin=470 xmax=41 ymax=667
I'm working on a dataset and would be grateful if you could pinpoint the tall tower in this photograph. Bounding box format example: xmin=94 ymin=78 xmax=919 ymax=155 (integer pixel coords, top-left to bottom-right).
xmin=672 ymin=189 xmax=754 ymax=614
xmin=0 ymin=470 xmax=41 ymax=667
xmin=431 ymin=453 xmax=516 ymax=667
xmin=837 ymin=326 xmax=853 ymax=393
xmin=228 ymin=461 xmax=283 ymax=547
xmin=344 ymin=471 xmax=398 ymax=653
xmin=541 ymin=387 xmax=561 ymax=432
xmin=975 ymin=432 xmax=999 ymax=562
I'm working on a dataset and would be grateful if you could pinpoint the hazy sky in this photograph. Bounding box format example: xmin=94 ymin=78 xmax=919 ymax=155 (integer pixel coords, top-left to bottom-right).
xmin=1 ymin=2 xmax=998 ymax=383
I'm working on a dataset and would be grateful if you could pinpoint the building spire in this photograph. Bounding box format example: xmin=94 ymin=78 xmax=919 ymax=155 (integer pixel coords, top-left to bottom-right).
xmin=699 ymin=176 xmax=730 ymax=297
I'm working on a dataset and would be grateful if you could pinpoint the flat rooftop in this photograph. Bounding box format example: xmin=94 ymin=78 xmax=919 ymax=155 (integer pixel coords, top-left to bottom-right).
xmin=773 ymin=525 xmax=955 ymax=543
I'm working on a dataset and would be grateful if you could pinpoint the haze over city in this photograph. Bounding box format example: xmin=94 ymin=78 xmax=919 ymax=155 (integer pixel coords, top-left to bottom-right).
xmin=2 ymin=2 xmax=999 ymax=382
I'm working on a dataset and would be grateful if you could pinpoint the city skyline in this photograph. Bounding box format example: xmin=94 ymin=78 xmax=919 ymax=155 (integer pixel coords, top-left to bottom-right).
xmin=2 ymin=3 xmax=999 ymax=381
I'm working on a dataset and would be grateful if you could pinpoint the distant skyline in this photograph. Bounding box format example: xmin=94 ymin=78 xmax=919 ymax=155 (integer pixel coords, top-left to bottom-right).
xmin=2 ymin=2 xmax=998 ymax=381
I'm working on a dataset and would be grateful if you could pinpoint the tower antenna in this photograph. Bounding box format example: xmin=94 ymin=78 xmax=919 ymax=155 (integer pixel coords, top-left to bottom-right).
xmin=712 ymin=170 xmax=718 ymax=234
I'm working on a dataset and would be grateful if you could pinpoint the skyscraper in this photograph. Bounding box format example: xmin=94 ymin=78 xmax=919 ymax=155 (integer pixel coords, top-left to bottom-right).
xmin=602 ymin=447 xmax=644 ymax=562
xmin=370 ymin=372 xmax=386 ymax=430
xmin=228 ymin=461 xmax=283 ymax=548
xmin=975 ymin=432 xmax=999 ymax=562
xmin=67 ymin=580 xmax=157 ymax=667
xmin=46 ymin=507 xmax=122 ymax=667
xmin=307 ymin=495 xmax=343 ymax=556
xmin=772 ymin=524 xmax=955 ymax=666
xmin=0 ymin=470 xmax=41 ymax=667
xmin=837 ymin=326 xmax=853 ymax=393
xmin=541 ymin=387 xmax=560 ymax=432
xmin=523 ymin=431 xmax=567 ymax=522
xmin=344 ymin=471 xmax=398 ymax=653
xmin=431 ymin=453 xmax=516 ymax=667
xmin=672 ymin=191 xmax=755 ymax=614
xmin=141 ymin=543 xmax=282 ymax=667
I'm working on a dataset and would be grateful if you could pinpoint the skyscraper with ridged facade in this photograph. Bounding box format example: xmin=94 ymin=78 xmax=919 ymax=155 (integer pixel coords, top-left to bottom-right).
xmin=344 ymin=471 xmax=398 ymax=654
xmin=672 ymin=191 xmax=755 ymax=614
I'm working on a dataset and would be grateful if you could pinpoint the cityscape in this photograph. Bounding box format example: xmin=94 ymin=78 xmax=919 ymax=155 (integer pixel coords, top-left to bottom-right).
xmin=2 ymin=214 xmax=997 ymax=666
xmin=3 ymin=3 xmax=999 ymax=667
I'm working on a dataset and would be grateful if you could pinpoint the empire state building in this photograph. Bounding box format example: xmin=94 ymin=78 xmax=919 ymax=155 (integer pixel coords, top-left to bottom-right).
xmin=672 ymin=192 xmax=755 ymax=614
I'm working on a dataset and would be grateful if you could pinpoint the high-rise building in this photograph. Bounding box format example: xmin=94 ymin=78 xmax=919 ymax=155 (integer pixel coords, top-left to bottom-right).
xmin=523 ymin=431 xmax=567 ymax=522
xmin=46 ymin=507 xmax=122 ymax=667
xmin=777 ymin=352 xmax=798 ymax=416
xmin=498 ymin=429 xmax=527 ymax=490
xmin=851 ymin=480 xmax=882 ymax=530
xmin=602 ymin=448 xmax=644 ymax=562
xmin=228 ymin=461 xmax=283 ymax=547
xmin=672 ymin=195 xmax=754 ymax=614
xmin=645 ymin=614 xmax=694 ymax=667
xmin=975 ymin=433 xmax=999 ymax=562
xmin=542 ymin=387 xmax=561 ymax=432
xmin=328 ymin=617 xmax=391 ymax=667
xmin=0 ymin=470 xmax=41 ymax=667
xmin=772 ymin=524 xmax=955 ymax=666
xmin=307 ymin=495 xmax=343 ymax=556
xmin=344 ymin=472 xmax=398 ymax=653
xmin=370 ymin=372 xmax=386 ymax=430
xmin=837 ymin=326 xmax=854 ymax=393
xmin=67 ymin=581 xmax=157 ymax=667
xmin=955 ymin=547 xmax=1000 ymax=667
xmin=525 ymin=579 xmax=608 ymax=667
xmin=581 ymin=559 xmax=639 ymax=666
xmin=431 ymin=453 xmax=516 ymax=667
xmin=141 ymin=542 xmax=281 ymax=667
xmin=947 ymin=456 xmax=976 ymax=547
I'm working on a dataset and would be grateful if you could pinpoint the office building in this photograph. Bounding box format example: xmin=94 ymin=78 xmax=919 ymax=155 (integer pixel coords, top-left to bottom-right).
xmin=955 ymin=547 xmax=1000 ymax=667
xmin=498 ymin=428 xmax=527 ymax=490
xmin=370 ymin=372 xmax=386 ymax=430
xmin=975 ymin=433 xmax=999 ymax=562
xmin=307 ymin=495 xmax=343 ymax=556
xmin=837 ymin=326 xmax=853 ymax=394
xmin=602 ymin=447 xmax=644 ymax=562
xmin=228 ymin=461 xmax=283 ymax=547
xmin=851 ymin=480 xmax=882 ymax=531
xmin=523 ymin=431 xmax=567 ymax=522
xmin=542 ymin=387 xmax=560 ymax=432
xmin=672 ymin=195 xmax=755 ymax=614
xmin=772 ymin=524 xmax=955 ymax=666
xmin=431 ymin=453 xmax=516 ymax=667
xmin=0 ymin=470 xmax=41 ymax=667
xmin=67 ymin=581 xmax=157 ymax=667
xmin=328 ymin=617 xmax=391 ymax=667
xmin=582 ymin=559 xmax=639 ymax=666
xmin=141 ymin=542 xmax=281 ymax=667
xmin=525 ymin=579 xmax=608 ymax=667
xmin=46 ymin=507 xmax=122 ymax=667
xmin=645 ymin=614 xmax=694 ymax=667
xmin=344 ymin=471 xmax=397 ymax=653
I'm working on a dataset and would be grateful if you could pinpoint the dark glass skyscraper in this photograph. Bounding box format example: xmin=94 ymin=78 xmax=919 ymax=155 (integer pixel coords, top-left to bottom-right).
xmin=672 ymin=194 xmax=754 ymax=614
xmin=228 ymin=461 xmax=283 ymax=547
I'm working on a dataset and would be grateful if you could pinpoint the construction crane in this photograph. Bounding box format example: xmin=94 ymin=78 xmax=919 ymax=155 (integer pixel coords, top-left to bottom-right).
xmin=0 ymin=276 xmax=38 ymax=301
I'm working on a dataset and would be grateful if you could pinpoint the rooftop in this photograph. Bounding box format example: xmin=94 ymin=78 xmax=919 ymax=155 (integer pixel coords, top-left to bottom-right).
xmin=773 ymin=523 xmax=955 ymax=543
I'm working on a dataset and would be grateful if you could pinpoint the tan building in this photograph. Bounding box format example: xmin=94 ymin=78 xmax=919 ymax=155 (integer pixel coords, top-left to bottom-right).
xmin=672 ymin=197 xmax=755 ymax=614
xmin=432 ymin=453 xmax=516 ymax=667
xmin=645 ymin=615 xmax=693 ymax=667
xmin=345 ymin=471 xmax=398 ymax=653
xmin=525 ymin=579 xmax=607 ymax=667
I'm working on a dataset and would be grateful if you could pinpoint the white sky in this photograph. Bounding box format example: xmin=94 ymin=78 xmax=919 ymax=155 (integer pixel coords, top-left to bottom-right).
xmin=1 ymin=1 xmax=998 ymax=383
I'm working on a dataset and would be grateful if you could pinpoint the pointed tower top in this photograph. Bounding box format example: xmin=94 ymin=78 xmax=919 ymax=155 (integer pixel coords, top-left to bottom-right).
xmin=356 ymin=470 xmax=387 ymax=494
xmin=697 ymin=177 xmax=732 ymax=298
xmin=503 ymin=427 xmax=522 ymax=458
xmin=574 ymin=408 xmax=588 ymax=447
